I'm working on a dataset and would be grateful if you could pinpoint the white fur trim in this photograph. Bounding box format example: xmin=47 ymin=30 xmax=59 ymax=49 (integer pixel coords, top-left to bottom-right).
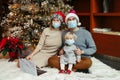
xmin=65 ymin=13 xmax=81 ymax=26
xmin=78 ymin=22 xmax=81 ymax=26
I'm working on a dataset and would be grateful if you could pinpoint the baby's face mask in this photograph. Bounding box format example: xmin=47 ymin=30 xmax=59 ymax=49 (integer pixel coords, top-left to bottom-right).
xmin=65 ymin=38 xmax=75 ymax=46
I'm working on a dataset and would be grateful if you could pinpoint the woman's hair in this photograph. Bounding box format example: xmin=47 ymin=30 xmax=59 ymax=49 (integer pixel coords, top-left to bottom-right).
xmin=64 ymin=32 xmax=77 ymax=40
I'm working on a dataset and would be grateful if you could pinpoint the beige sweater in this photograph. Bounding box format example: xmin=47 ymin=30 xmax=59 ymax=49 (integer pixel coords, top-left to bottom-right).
xmin=32 ymin=28 xmax=62 ymax=68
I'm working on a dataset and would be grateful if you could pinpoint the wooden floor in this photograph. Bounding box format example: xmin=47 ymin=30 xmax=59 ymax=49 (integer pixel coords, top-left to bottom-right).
xmin=94 ymin=54 xmax=120 ymax=70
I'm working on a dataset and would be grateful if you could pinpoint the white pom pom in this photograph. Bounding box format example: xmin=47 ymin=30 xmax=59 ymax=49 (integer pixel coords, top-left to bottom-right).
xmin=77 ymin=22 xmax=81 ymax=26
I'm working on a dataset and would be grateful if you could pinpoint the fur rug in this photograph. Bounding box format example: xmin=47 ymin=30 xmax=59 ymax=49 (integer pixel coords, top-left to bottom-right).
xmin=0 ymin=57 xmax=120 ymax=80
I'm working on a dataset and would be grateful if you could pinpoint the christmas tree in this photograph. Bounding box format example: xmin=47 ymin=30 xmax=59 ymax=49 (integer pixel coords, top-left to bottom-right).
xmin=0 ymin=0 xmax=73 ymax=47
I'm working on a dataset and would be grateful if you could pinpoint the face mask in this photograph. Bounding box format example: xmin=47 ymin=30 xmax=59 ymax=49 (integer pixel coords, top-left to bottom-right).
xmin=52 ymin=21 xmax=61 ymax=28
xmin=65 ymin=39 xmax=75 ymax=46
xmin=68 ymin=20 xmax=77 ymax=28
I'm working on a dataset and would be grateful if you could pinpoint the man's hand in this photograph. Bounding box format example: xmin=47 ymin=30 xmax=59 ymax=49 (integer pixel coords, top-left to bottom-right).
xmin=59 ymin=49 xmax=64 ymax=55
xmin=75 ymin=47 xmax=84 ymax=55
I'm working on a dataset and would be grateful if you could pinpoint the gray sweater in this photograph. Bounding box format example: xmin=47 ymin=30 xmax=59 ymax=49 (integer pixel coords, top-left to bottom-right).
xmin=62 ymin=27 xmax=97 ymax=57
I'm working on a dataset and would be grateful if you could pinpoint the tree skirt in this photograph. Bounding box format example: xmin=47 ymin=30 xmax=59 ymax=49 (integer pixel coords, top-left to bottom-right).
xmin=0 ymin=57 xmax=120 ymax=80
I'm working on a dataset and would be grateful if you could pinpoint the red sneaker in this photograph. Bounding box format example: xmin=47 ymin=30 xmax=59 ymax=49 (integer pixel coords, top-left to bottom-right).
xmin=59 ymin=70 xmax=65 ymax=74
xmin=65 ymin=70 xmax=71 ymax=74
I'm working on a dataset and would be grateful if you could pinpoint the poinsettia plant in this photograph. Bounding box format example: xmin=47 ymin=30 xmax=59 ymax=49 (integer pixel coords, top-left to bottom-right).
xmin=0 ymin=37 xmax=25 ymax=61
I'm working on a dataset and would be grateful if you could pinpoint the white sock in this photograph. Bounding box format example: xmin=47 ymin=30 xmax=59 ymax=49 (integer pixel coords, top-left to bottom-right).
xmin=60 ymin=64 xmax=65 ymax=70
xmin=68 ymin=64 xmax=73 ymax=70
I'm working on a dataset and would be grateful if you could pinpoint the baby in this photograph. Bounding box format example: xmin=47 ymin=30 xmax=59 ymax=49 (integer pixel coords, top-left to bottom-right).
xmin=59 ymin=32 xmax=81 ymax=74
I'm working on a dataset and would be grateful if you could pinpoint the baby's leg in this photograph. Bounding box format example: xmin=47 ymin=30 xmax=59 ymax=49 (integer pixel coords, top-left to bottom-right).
xmin=60 ymin=64 xmax=65 ymax=70
xmin=66 ymin=64 xmax=73 ymax=74
xmin=59 ymin=64 xmax=65 ymax=73
xmin=68 ymin=63 xmax=73 ymax=70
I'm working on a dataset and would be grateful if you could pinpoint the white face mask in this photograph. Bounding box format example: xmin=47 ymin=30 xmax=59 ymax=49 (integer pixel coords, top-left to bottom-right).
xmin=65 ymin=39 xmax=75 ymax=46
xmin=68 ymin=20 xmax=77 ymax=28
xmin=52 ymin=21 xmax=61 ymax=28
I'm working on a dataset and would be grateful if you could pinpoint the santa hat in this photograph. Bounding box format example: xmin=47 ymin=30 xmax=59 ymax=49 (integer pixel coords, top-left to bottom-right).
xmin=51 ymin=11 xmax=65 ymax=22
xmin=65 ymin=10 xmax=81 ymax=26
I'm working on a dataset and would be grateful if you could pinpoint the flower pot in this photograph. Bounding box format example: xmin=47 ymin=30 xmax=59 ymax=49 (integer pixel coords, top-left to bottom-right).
xmin=0 ymin=52 xmax=10 ymax=59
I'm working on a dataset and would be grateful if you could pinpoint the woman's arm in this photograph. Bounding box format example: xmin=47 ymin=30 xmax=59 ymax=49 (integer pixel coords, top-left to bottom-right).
xmin=26 ymin=28 xmax=47 ymax=59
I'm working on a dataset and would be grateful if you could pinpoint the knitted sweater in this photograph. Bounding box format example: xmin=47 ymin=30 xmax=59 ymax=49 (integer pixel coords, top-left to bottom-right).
xmin=34 ymin=27 xmax=62 ymax=54
xmin=62 ymin=27 xmax=97 ymax=57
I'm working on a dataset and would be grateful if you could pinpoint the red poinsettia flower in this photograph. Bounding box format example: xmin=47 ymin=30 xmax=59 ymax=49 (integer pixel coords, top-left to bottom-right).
xmin=18 ymin=44 xmax=24 ymax=49
xmin=0 ymin=37 xmax=25 ymax=61
xmin=0 ymin=37 xmax=7 ymax=49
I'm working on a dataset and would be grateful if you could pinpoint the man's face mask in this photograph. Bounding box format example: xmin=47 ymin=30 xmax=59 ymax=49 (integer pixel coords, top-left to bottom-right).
xmin=52 ymin=21 xmax=61 ymax=28
xmin=68 ymin=20 xmax=77 ymax=29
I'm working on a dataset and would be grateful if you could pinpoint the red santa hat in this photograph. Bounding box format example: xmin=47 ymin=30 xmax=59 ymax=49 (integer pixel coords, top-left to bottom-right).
xmin=65 ymin=10 xmax=81 ymax=26
xmin=51 ymin=11 xmax=65 ymax=22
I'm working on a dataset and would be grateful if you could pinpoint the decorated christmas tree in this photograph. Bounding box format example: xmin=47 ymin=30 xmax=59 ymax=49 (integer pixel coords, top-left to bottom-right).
xmin=0 ymin=0 xmax=73 ymax=47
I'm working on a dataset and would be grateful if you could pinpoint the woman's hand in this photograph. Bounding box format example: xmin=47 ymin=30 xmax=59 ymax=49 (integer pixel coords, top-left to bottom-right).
xmin=26 ymin=53 xmax=33 ymax=60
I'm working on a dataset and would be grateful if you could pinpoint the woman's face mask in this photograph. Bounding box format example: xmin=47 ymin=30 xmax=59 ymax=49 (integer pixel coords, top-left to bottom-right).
xmin=68 ymin=20 xmax=77 ymax=29
xmin=65 ymin=39 xmax=75 ymax=46
xmin=52 ymin=18 xmax=61 ymax=28
xmin=52 ymin=21 xmax=61 ymax=28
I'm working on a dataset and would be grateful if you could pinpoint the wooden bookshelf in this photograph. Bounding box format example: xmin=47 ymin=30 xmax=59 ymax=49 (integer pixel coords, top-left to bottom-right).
xmin=73 ymin=0 xmax=120 ymax=57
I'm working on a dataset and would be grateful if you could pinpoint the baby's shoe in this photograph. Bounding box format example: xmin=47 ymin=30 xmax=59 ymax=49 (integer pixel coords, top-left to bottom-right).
xmin=65 ymin=70 xmax=71 ymax=74
xmin=59 ymin=70 xmax=65 ymax=74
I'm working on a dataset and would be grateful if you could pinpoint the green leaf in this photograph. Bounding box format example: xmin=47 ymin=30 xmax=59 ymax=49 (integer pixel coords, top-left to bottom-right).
xmin=2 ymin=49 xmax=8 ymax=56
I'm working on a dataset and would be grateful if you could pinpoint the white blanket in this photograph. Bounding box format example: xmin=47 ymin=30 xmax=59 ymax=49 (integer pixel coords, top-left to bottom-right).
xmin=0 ymin=57 xmax=120 ymax=80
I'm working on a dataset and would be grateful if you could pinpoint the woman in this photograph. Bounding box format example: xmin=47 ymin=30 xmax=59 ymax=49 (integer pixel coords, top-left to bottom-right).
xmin=48 ymin=10 xmax=97 ymax=72
xmin=26 ymin=11 xmax=65 ymax=68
